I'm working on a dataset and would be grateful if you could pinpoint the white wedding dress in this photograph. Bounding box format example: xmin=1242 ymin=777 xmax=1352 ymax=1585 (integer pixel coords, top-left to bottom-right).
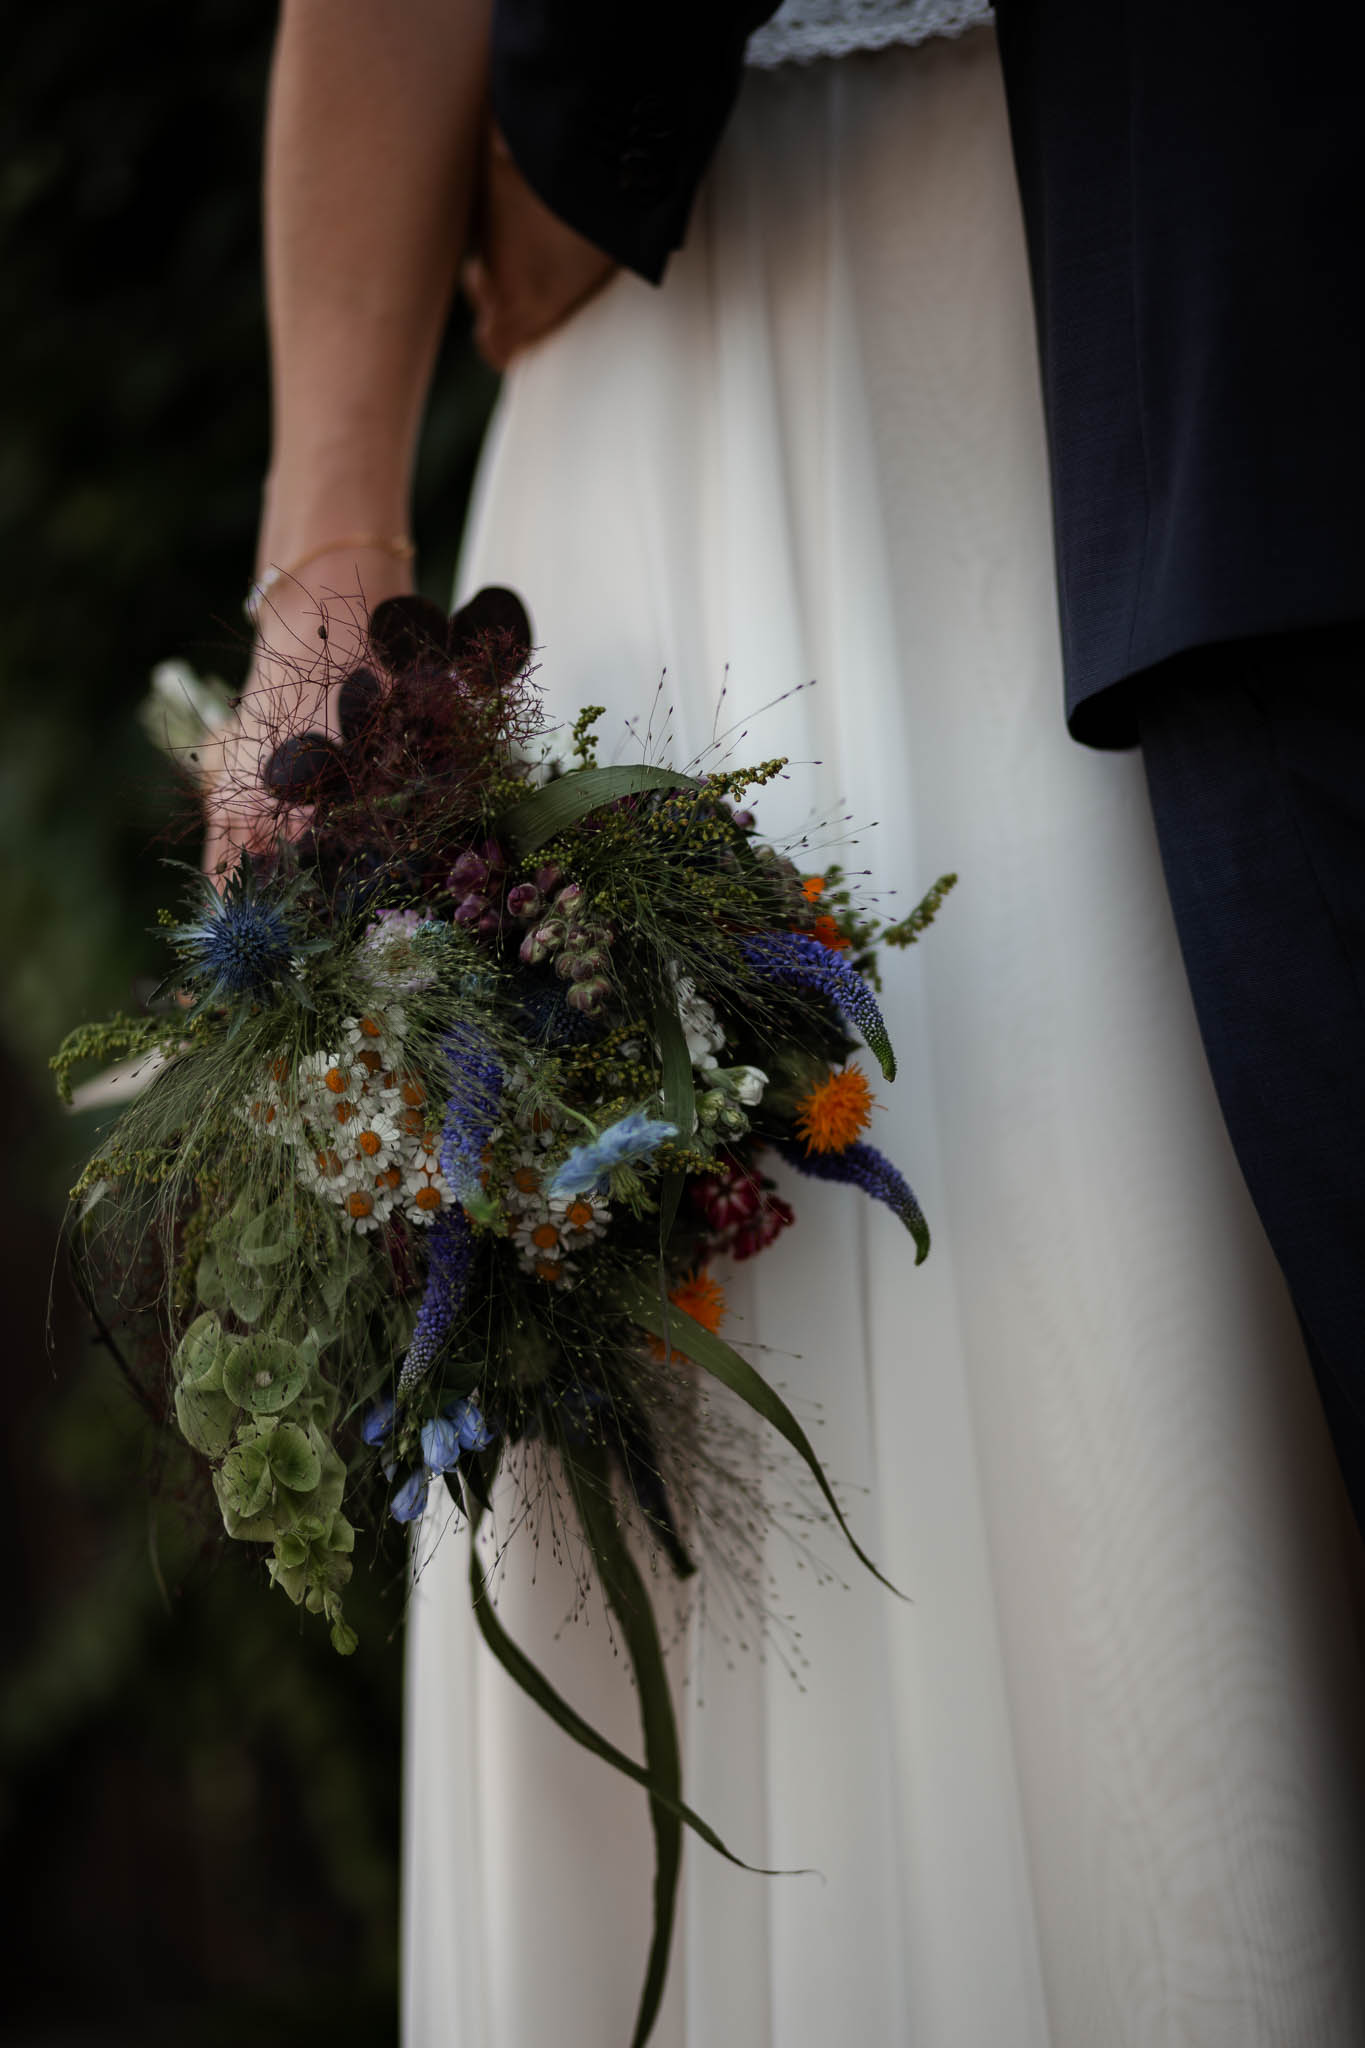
xmin=404 ymin=27 xmax=1365 ymax=2047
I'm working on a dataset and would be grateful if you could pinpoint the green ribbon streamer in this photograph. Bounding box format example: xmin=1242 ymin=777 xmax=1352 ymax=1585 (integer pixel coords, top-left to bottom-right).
xmin=610 ymin=1269 xmax=905 ymax=1600
xmin=497 ymin=764 xmax=703 ymax=859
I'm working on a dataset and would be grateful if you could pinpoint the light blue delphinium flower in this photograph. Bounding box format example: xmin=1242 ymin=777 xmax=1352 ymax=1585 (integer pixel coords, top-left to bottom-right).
xmin=547 ymin=1108 xmax=679 ymax=1198
xmin=389 ymin=1469 xmax=430 ymax=1524
xmin=447 ymin=1396 xmax=496 ymax=1453
xmin=420 ymin=1417 xmax=461 ymax=1475
xmin=361 ymin=1397 xmax=396 ymax=1446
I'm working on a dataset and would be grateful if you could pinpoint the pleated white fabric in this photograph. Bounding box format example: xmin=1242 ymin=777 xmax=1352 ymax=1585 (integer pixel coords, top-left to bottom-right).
xmin=404 ymin=29 xmax=1365 ymax=2047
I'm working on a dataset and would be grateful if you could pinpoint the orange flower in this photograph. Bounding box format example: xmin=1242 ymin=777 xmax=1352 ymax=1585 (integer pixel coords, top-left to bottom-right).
xmin=649 ymin=1270 xmax=727 ymax=1361
xmin=794 ymin=1064 xmax=874 ymax=1154
xmin=801 ymin=875 xmax=826 ymax=904
xmin=811 ymin=912 xmax=851 ymax=952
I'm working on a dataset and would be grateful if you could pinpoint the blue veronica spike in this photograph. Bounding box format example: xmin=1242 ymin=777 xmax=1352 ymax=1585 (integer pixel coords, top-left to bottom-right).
xmin=777 ymin=1137 xmax=929 ymax=1263
xmin=739 ymin=931 xmax=897 ymax=1081
xmin=547 ymin=1107 xmax=679 ymax=1198
xmin=438 ymin=1023 xmax=503 ymax=1205
xmin=398 ymin=1207 xmax=477 ymax=1397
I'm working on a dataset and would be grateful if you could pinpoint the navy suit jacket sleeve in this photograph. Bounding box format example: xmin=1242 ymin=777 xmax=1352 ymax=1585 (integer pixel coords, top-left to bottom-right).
xmin=491 ymin=1 xmax=782 ymax=284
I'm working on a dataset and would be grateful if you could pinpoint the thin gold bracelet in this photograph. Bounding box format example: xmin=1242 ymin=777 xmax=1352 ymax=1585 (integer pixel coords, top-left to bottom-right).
xmin=245 ymin=533 xmax=416 ymax=625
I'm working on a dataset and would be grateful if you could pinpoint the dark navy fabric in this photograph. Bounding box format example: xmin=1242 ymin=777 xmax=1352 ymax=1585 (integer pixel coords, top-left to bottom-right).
xmin=1139 ymin=624 xmax=1365 ymax=1522
xmin=994 ymin=0 xmax=1365 ymax=746
xmin=492 ymin=2 xmax=1364 ymax=742
xmin=490 ymin=0 xmax=777 ymax=286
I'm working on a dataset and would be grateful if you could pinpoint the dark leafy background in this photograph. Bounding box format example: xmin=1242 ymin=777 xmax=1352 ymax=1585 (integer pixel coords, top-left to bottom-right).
xmin=1 ymin=7 xmax=496 ymax=2040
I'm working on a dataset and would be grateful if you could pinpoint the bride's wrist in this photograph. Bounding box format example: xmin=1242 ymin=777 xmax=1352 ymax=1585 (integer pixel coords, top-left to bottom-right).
xmin=257 ymin=446 xmax=412 ymax=572
xmin=246 ymin=533 xmax=416 ymax=625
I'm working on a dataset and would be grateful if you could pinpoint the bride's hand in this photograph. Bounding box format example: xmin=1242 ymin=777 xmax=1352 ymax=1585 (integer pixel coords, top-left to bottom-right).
xmin=200 ymin=545 xmax=414 ymax=880
xmin=463 ymin=123 xmax=617 ymax=369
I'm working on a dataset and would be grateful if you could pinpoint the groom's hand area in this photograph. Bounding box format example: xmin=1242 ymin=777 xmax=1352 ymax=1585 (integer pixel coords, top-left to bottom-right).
xmin=463 ymin=123 xmax=617 ymax=368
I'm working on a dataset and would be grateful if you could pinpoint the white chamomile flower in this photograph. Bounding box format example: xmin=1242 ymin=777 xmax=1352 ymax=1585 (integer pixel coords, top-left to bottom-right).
xmin=504 ymin=1146 xmax=550 ymax=1214
xmin=298 ymin=1049 xmax=359 ymax=1117
xmin=344 ymin=1007 xmax=406 ymax=1064
xmin=533 ymin=1251 xmax=576 ymax=1289
xmin=299 ymin=1138 xmax=349 ymax=1191
xmin=512 ymin=1212 xmax=566 ymax=1264
xmin=240 ymin=1085 xmax=288 ymax=1140
xmin=385 ymin=1069 xmax=434 ymax=1134
xmin=512 ymin=1095 xmax=562 ymax=1146
xmin=511 ymin=1218 xmax=576 ymax=1287
xmin=403 ymin=1153 xmax=453 ymax=1226
xmin=350 ymin=1110 xmax=401 ymax=1175
xmin=340 ymin=1185 xmax=386 ymax=1232
xmin=547 ymin=1185 xmax=610 ymax=1248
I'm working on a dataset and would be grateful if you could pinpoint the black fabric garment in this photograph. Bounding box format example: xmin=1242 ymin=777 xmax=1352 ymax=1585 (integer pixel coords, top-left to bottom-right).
xmin=993 ymin=0 xmax=1365 ymax=746
xmin=1139 ymin=623 xmax=1365 ymax=1526
xmin=490 ymin=0 xmax=779 ymax=285
xmin=492 ymin=2 xmax=1364 ymax=744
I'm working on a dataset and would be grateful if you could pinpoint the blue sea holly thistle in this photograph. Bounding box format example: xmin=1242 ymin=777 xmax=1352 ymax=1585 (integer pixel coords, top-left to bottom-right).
xmin=165 ymin=858 xmax=319 ymax=1017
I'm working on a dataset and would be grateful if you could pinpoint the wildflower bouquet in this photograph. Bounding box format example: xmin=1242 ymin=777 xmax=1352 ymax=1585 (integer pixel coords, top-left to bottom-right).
xmin=57 ymin=587 xmax=953 ymax=2044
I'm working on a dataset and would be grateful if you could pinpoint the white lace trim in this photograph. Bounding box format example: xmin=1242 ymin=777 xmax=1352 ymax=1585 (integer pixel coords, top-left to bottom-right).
xmin=747 ymin=0 xmax=993 ymax=70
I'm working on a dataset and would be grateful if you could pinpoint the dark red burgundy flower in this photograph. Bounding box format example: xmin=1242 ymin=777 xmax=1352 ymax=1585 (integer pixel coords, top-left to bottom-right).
xmin=690 ymin=1151 xmax=795 ymax=1261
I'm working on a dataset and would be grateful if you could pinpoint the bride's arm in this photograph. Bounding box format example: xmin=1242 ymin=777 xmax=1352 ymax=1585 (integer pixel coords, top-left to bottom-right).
xmin=205 ymin=0 xmax=490 ymax=876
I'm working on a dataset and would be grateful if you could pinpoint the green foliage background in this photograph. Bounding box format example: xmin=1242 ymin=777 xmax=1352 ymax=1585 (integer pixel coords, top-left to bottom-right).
xmin=1 ymin=8 xmax=496 ymax=2039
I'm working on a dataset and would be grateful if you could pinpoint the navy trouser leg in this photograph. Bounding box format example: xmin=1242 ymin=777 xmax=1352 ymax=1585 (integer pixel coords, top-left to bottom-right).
xmin=1138 ymin=623 xmax=1365 ymax=1527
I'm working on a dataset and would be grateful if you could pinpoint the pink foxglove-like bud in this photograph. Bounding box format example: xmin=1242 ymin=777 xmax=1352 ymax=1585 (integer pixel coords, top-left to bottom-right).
xmin=449 ymin=848 xmax=488 ymax=891
xmin=565 ymin=974 xmax=610 ymax=1014
xmin=506 ymin=883 xmax=542 ymax=921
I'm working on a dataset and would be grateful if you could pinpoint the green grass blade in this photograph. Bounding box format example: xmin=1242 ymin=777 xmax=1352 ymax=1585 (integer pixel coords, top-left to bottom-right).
xmin=612 ymin=1269 xmax=905 ymax=1599
xmin=465 ymin=1504 xmax=794 ymax=1875
xmin=565 ymin=1447 xmax=680 ymax=2048
xmin=497 ymin=765 xmax=704 ymax=859
xmin=652 ymin=995 xmax=695 ymax=1247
